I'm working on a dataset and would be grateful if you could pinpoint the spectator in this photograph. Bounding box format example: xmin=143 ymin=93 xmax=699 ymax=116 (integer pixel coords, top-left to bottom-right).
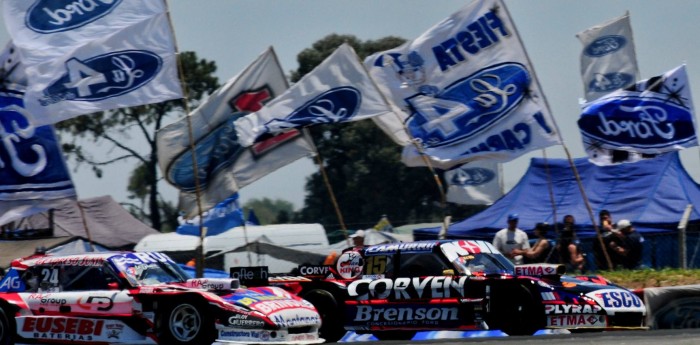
xmin=593 ymin=209 xmax=617 ymax=270
xmin=513 ymin=222 xmax=552 ymax=263
xmin=349 ymin=230 xmax=365 ymax=248
xmin=492 ymin=213 xmax=530 ymax=264
xmin=608 ymin=219 xmax=645 ymax=269
xmin=557 ymin=215 xmax=585 ymax=273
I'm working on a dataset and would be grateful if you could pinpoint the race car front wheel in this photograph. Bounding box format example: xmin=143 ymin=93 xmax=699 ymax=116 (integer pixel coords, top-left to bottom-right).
xmin=0 ymin=307 xmax=14 ymax=345
xmin=158 ymin=301 xmax=214 ymax=345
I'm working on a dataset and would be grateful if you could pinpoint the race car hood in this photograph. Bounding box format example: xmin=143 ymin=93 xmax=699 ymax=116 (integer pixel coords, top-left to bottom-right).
xmin=223 ymin=287 xmax=320 ymax=328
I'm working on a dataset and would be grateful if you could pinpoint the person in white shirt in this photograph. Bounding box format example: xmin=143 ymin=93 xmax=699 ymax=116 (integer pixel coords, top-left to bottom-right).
xmin=492 ymin=213 xmax=530 ymax=265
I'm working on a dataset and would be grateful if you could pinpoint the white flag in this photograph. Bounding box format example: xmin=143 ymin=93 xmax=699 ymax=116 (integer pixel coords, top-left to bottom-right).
xmin=364 ymin=0 xmax=560 ymax=170
xmin=577 ymin=12 xmax=639 ymax=102
xmin=445 ymin=161 xmax=502 ymax=205
xmin=234 ymin=43 xmax=394 ymax=146
xmin=578 ymin=64 xmax=697 ymax=165
xmin=157 ymin=47 xmax=315 ymax=217
xmin=3 ymin=1 xmax=182 ymax=126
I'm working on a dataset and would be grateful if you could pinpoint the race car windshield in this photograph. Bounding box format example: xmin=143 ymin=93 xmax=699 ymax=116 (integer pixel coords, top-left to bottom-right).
xmin=128 ymin=261 xmax=188 ymax=285
xmin=453 ymin=253 xmax=514 ymax=276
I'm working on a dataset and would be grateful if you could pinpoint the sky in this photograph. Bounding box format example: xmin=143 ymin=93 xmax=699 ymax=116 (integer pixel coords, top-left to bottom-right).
xmin=3 ymin=0 xmax=700 ymax=212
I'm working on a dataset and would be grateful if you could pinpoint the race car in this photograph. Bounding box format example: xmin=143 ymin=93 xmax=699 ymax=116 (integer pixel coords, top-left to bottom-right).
xmin=253 ymin=240 xmax=646 ymax=342
xmin=0 ymin=251 xmax=322 ymax=344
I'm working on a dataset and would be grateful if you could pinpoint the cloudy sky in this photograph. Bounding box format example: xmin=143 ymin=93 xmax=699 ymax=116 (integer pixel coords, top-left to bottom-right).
xmin=2 ymin=0 xmax=700 ymax=211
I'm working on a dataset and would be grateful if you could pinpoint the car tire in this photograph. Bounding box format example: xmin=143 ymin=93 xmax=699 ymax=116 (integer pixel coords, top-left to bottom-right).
xmin=487 ymin=282 xmax=543 ymax=336
xmin=158 ymin=301 xmax=215 ymax=345
xmin=302 ymin=289 xmax=346 ymax=343
xmin=0 ymin=307 xmax=14 ymax=345
xmin=372 ymin=330 xmax=417 ymax=341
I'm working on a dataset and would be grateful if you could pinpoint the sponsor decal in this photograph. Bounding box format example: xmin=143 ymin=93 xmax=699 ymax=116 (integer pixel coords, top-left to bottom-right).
xmin=271 ymin=314 xmax=321 ymax=328
xmin=352 ymin=305 xmax=459 ymax=326
xmin=336 ymin=251 xmax=363 ymax=279
xmin=0 ymin=273 xmax=23 ymax=291
xmin=77 ymin=294 xmax=115 ymax=312
xmin=547 ymin=314 xmax=606 ymax=327
xmin=298 ymin=265 xmax=332 ymax=277
xmin=544 ymin=304 xmax=603 ymax=315
xmin=35 ymin=257 xmax=104 ymax=267
xmin=105 ymin=323 xmax=123 ymax=339
xmin=40 ymin=50 xmax=162 ymax=105
xmin=540 ymin=292 xmax=556 ymax=301
xmin=514 ymin=264 xmax=562 ymax=276
xmin=230 ymin=266 xmax=269 ymax=286
xmin=252 ymin=300 xmax=313 ymax=314
xmin=348 ymin=276 xmax=467 ymax=300
xmin=364 ymin=241 xmax=438 ymax=255
xmin=220 ymin=330 xmax=271 ymax=341
xmin=584 ymin=35 xmax=627 ymax=57
xmin=21 ymin=317 xmax=104 ymax=341
xmin=26 ymin=0 xmax=124 ymax=33
xmin=227 ymin=314 xmax=266 ymax=328
xmin=592 ymin=289 xmax=643 ymax=309
xmin=187 ymin=278 xmax=237 ymax=290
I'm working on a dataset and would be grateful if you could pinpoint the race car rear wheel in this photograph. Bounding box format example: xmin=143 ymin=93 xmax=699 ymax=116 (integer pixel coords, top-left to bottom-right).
xmin=0 ymin=307 xmax=14 ymax=345
xmin=372 ymin=330 xmax=417 ymax=341
xmin=302 ymin=289 xmax=346 ymax=343
xmin=158 ymin=301 xmax=214 ymax=345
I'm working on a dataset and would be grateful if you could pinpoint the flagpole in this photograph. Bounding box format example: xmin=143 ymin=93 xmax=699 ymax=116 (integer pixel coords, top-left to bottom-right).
xmin=501 ymin=0 xmax=613 ymax=270
xmin=541 ymin=149 xmax=559 ymax=237
xmin=164 ymin=0 xmax=207 ymax=277
xmin=357 ymin=48 xmax=450 ymax=238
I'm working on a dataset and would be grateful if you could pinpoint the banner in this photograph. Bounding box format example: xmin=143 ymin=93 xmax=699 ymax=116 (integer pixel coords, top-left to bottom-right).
xmin=157 ymin=47 xmax=315 ymax=217
xmin=578 ymin=64 xmax=697 ymax=165
xmin=176 ymin=194 xmax=244 ymax=237
xmin=577 ymin=12 xmax=639 ymax=102
xmin=364 ymin=0 xmax=560 ymax=170
xmin=234 ymin=43 xmax=394 ymax=146
xmin=0 ymin=87 xmax=76 ymax=225
xmin=3 ymin=0 xmax=182 ymax=126
xmin=445 ymin=161 xmax=502 ymax=205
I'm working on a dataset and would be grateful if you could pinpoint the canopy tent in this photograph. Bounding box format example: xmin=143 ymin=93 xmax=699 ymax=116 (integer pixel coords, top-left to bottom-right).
xmin=2 ymin=195 xmax=160 ymax=249
xmin=415 ymin=152 xmax=700 ymax=240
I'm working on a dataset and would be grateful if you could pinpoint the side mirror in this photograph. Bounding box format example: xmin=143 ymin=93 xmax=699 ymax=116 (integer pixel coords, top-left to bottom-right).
xmin=107 ymin=282 xmax=120 ymax=290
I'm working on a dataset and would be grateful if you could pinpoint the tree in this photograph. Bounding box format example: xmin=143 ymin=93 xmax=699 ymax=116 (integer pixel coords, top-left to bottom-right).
xmin=291 ymin=34 xmax=461 ymax=231
xmin=56 ymin=51 xmax=220 ymax=230
xmin=243 ymin=198 xmax=295 ymax=225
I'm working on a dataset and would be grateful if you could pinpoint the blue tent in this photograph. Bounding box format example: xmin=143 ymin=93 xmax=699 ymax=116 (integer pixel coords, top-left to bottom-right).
xmin=415 ymin=152 xmax=700 ymax=240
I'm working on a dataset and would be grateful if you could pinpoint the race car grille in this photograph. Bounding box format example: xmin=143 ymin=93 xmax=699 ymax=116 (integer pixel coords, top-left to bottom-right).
xmin=610 ymin=312 xmax=644 ymax=327
xmin=288 ymin=326 xmax=313 ymax=334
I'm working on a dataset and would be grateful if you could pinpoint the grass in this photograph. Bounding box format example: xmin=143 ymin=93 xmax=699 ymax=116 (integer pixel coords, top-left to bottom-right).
xmin=597 ymin=268 xmax=700 ymax=289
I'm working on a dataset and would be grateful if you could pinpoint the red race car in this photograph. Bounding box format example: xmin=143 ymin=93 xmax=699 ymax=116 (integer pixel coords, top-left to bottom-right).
xmin=0 ymin=251 xmax=323 ymax=344
xmin=253 ymin=240 xmax=646 ymax=342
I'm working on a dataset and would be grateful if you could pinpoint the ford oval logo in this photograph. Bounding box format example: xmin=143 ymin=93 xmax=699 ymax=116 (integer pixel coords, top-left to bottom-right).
xmin=167 ymin=114 xmax=246 ymax=191
xmin=579 ymin=97 xmax=696 ymax=148
xmin=44 ymin=50 xmax=162 ymax=102
xmin=407 ymin=62 xmax=530 ymax=148
xmin=588 ymin=72 xmax=634 ymax=92
xmin=264 ymin=87 xmax=361 ymax=132
xmin=450 ymin=167 xmax=495 ymax=186
xmin=26 ymin=0 xmax=123 ymax=33
xmin=584 ymin=35 xmax=627 ymax=57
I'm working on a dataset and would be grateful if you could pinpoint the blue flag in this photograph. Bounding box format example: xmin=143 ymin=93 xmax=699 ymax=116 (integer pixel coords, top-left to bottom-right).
xmin=176 ymin=194 xmax=245 ymax=236
xmin=0 ymin=87 xmax=76 ymax=225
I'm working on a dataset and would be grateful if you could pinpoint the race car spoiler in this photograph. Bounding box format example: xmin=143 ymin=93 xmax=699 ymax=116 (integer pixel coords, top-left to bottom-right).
xmin=514 ymin=264 xmax=566 ymax=277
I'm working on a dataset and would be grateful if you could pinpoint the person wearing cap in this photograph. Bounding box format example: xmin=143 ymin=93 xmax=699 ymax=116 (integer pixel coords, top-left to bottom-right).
xmin=608 ymin=219 xmax=645 ymax=269
xmin=493 ymin=213 xmax=530 ymax=264
xmin=349 ymin=229 xmax=365 ymax=248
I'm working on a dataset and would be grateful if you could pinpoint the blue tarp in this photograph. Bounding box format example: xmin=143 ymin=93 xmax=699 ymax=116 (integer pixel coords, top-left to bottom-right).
xmin=415 ymin=152 xmax=700 ymax=240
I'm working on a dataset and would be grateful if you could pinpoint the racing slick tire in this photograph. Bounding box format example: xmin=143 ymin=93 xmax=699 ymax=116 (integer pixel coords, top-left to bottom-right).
xmin=0 ymin=307 xmax=14 ymax=345
xmin=372 ymin=330 xmax=417 ymax=341
xmin=486 ymin=281 xmax=544 ymax=336
xmin=157 ymin=300 xmax=215 ymax=345
xmin=302 ymin=289 xmax=346 ymax=343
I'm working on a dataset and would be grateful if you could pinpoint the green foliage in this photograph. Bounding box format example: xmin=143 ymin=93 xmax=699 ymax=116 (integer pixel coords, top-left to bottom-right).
xmin=243 ymin=198 xmax=296 ymax=225
xmin=55 ymin=51 xmax=220 ymax=230
xmin=599 ymin=268 xmax=700 ymax=289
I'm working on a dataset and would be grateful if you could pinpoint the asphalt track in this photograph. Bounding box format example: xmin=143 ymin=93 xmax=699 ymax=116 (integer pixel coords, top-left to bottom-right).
xmin=344 ymin=329 xmax=700 ymax=345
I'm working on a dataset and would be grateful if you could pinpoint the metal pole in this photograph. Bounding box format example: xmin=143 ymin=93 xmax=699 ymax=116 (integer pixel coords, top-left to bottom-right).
xmin=678 ymin=204 xmax=693 ymax=269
